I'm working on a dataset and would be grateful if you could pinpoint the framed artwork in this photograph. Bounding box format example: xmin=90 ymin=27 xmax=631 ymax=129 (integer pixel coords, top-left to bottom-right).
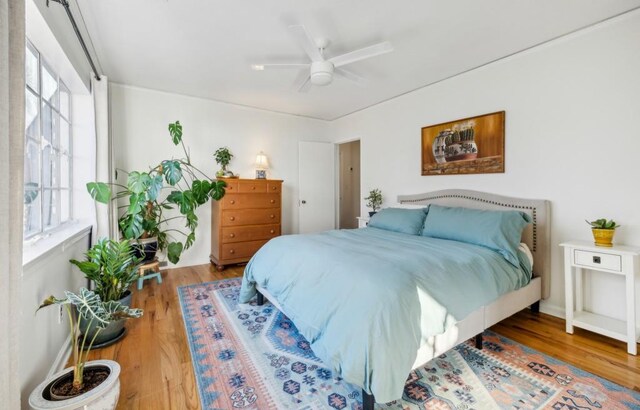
xmin=421 ymin=111 xmax=505 ymax=176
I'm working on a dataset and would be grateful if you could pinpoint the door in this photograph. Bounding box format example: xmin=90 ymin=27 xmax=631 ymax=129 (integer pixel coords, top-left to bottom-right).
xmin=299 ymin=141 xmax=335 ymax=234
xmin=338 ymin=140 xmax=361 ymax=229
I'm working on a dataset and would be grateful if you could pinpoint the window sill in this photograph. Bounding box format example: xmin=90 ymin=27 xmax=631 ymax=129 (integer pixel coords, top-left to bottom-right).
xmin=23 ymin=221 xmax=93 ymax=270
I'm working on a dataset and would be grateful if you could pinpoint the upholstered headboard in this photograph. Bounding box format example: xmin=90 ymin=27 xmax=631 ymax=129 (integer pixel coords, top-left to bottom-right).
xmin=397 ymin=189 xmax=551 ymax=299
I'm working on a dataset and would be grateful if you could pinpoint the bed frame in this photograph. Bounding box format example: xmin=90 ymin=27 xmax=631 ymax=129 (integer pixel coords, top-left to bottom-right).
xmin=257 ymin=189 xmax=550 ymax=409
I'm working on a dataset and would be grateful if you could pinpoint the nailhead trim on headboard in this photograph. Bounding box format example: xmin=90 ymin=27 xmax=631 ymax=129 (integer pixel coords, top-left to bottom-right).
xmin=401 ymin=194 xmax=539 ymax=252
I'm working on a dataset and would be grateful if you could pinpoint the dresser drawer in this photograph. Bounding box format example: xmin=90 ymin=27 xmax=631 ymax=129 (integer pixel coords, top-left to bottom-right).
xmin=238 ymin=180 xmax=267 ymax=193
xmin=574 ymin=249 xmax=622 ymax=272
xmin=221 ymin=240 xmax=268 ymax=260
xmin=267 ymin=182 xmax=281 ymax=193
xmin=221 ymin=209 xmax=281 ymax=226
xmin=222 ymin=194 xmax=280 ymax=209
xmin=222 ymin=224 xmax=280 ymax=243
xmin=220 ymin=179 xmax=239 ymax=193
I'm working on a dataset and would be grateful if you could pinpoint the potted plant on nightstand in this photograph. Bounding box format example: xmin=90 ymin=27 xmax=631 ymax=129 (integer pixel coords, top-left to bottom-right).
xmin=87 ymin=121 xmax=226 ymax=264
xmin=29 ymin=288 xmax=142 ymax=410
xmin=214 ymin=147 xmax=235 ymax=178
xmin=70 ymin=238 xmax=142 ymax=346
xmin=364 ymin=189 xmax=383 ymax=217
xmin=586 ymin=218 xmax=620 ymax=247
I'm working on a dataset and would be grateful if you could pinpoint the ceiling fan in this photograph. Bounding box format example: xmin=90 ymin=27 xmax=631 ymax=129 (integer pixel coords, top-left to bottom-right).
xmin=251 ymin=25 xmax=393 ymax=92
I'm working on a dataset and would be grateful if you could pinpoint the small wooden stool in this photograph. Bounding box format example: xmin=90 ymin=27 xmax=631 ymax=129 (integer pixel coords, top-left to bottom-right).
xmin=138 ymin=258 xmax=162 ymax=290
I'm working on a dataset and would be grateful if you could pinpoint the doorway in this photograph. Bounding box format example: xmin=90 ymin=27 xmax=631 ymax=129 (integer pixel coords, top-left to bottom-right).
xmin=338 ymin=140 xmax=361 ymax=229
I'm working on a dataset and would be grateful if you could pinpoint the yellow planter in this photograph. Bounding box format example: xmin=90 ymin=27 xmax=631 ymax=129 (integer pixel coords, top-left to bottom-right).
xmin=592 ymin=228 xmax=615 ymax=247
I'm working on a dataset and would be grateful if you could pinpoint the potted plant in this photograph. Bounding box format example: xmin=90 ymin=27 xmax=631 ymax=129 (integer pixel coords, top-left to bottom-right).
xmin=364 ymin=189 xmax=383 ymax=217
xmin=70 ymin=238 xmax=142 ymax=346
xmin=586 ymin=218 xmax=620 ymax=247
xmin=87 ymin=121 xmax=226 ymax=264
xmin=214 ymin=146 xmax=235 ymax=178
xmin=29 ymin=288 xmax=142 ymax=410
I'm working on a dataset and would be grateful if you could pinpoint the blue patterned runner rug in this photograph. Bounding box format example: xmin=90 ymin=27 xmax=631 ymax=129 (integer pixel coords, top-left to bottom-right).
xmin=178 ymin=278 xmax=640 ymax=409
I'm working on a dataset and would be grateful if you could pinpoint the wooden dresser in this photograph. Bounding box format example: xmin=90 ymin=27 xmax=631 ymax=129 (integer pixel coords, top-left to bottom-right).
xmin=210 ymin=178 xmax=283 ymax=271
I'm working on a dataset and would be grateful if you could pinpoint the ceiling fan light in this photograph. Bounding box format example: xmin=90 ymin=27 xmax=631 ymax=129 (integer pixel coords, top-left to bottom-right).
xmin=311 ymin=72 xmax=333 ymax=86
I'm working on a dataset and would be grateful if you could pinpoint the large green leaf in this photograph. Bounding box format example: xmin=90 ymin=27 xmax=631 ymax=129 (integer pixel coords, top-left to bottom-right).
xmin=127 ymin=171 xmax=151 ymax=194
xmin=168 ymin=121 xmax=182 ymax=145
xmin=210 ymin=180 xmax=226 ymax=201
xmin=87 ymin=182 xmax=111 ymax=204
xmin=191 ymin=180 xmax=212 ymax=205
xmin=167 ymin=190 xmax=192 ymax=215
xmin=103 ymin=300 xmax=144 ymax=319
xmin=146 ymin=175 xmax=163 ymax=201
xmin=127 ymin=193 xmax=145 ymax=215
xmin=162 ymin=160 xmax=182 ymax=185
xmin=65 ymin=288 xmax=109 ymax=328
xmin=119 ymin=213 xmax=144 ymax=239
xmin=185 ymin=232 xmax=195 ymax=249
xmin=167 ymin=242 xmax=183 ymax=264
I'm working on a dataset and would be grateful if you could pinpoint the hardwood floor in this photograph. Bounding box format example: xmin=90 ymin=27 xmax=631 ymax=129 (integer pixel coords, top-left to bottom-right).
xmin=85 ymin=264 xmax=640 ymax=409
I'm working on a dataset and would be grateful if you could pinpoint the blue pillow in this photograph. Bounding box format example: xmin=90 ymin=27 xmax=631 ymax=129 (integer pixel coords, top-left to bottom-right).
xmin=368 ymin=208 xmax=427 ymax=235
xmin=422 ymin=204 xmax=532 ymax=266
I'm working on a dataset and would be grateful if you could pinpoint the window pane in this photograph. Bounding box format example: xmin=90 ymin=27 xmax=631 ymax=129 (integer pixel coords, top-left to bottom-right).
xmin=60 ymin=82 xmax=70 ymax=119
xmin=26 ymin=44 xmax=39 ymax=91
xmin=26 ymin=89 xmax=39 ymax=139
xmin=60 ymin=189 xmax=70 ymax=223
xmin=42 ymin=145 xmax=59 ymax=188
xmin=41 ymin=63 xmax=58 ymax=108
xmin=41 ymin=102 xmax=59 ymax=149
xmin=25 ymin=139 xmax=40 ymax=186
xmin=60 ymin=154 xmax=69 ymax=188
xmin=24 ymin=188 xmax=41 ymax=236
xmin=60 ymin=118 xmax=70 ymax=154
xmin=43 ymin=189 xmax=60 ymax=229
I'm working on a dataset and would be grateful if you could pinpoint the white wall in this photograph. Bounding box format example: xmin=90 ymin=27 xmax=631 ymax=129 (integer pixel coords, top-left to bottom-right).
xmin=329 ymin=11 xmax=640 ymax=321
xmin=110 ymin=84 xmax=330 ymax=267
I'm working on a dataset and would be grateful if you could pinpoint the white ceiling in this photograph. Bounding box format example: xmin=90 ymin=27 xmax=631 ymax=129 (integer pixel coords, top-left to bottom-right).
xmin=79 ymin=0 xmax=640 ymax=121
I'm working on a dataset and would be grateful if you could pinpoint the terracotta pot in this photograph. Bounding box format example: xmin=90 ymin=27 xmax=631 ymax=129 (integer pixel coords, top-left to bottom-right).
xmin=29 ymin=360 xmax=120 ymax=410
xmin=592 ymin=228 xmax=615 ymax=247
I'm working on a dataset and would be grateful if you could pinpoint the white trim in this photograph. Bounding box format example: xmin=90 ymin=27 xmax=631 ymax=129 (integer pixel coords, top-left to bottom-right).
xmin=540 ymin=302 xmax=565 ymax=319
xmin=22 ymin=222 xmax=92 ymax=270
xmin=47 ymin=334 xmax=72 ymax=378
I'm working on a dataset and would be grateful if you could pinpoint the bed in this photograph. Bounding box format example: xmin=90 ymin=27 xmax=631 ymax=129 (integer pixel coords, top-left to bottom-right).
xmin=239 ymin=189 xmax=550 ymax=408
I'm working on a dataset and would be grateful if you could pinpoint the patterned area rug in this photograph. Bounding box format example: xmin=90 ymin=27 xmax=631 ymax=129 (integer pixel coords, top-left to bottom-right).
xmin=178 ymin=278 xmax=640 ymax=409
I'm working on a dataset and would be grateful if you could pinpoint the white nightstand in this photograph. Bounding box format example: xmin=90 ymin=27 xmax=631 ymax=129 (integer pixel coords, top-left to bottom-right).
xmin=357 ymin=217 xmax=370 ymax=228
xmin=560 ymin=240 xmax=640 ymax=355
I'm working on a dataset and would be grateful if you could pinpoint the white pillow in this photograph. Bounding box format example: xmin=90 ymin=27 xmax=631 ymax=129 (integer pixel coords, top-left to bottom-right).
xmin=519 ymin=242 xmax=534 ymax=269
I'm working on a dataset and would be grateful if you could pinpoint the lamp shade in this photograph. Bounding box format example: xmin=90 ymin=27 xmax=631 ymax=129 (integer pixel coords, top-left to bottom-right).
xmin=255 ymin=152 xmax=269 ymax=170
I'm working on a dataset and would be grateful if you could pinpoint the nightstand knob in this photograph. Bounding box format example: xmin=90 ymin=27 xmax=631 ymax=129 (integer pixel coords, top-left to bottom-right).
xmin=270 ymin=229 xmax=275 ymax=234
xmin=593 ymin=256 xmax=601 ymax=264
xmin=229 ymin=249 xmax=235 ymax=254
xmin=229 ymin=233 xmax=235 ymax=238
xmin=269 ymin=214 xmax=275 ymax=219
xmin=270 ymin=199 xmax=275 ymax=204
xmin=230 ymin=216 xmax=235 ymax=221
xmin=230 ymin=200 xmax=235 ymax=204
xmin=251 ymin=186 xmax=256 ymax=190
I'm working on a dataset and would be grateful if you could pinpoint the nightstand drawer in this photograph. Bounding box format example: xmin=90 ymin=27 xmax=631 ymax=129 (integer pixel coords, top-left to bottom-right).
xmin=574 ymin=250 xmax=622 ymax=272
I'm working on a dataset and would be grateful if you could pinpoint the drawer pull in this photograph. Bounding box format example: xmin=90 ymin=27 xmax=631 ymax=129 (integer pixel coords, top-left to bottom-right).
xmin=272 ymin=186 xmax=277 ymax=190
xmin=229 ymin=233 xmax=235 ymax=238
xmin=270 ymin=229 xmax=275 ymax=234
xmin=270 ymin=199 xmax=275 ymax=204
xmin=270 ymin=214 xmax=275 ymax=219
xmin=229 ymin=249 xmax=235 ymax=254
xmin=251 ymin=186 xmax=256 ymax=190
xmin=230 ymin=200 xmax=235 ymax=204
xmin=593 ymin=256 xmax=601 ymax=264
xmin=230 ymin=216 xmax=236 ymax=221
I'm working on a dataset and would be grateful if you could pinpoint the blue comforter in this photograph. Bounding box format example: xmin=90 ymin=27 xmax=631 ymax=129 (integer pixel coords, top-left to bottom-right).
xmin=239 ymin=227 xmax=530 ymax=403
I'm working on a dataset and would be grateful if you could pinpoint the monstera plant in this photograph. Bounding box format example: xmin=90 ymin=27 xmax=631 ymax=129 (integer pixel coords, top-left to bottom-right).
xmin=87 ymin=121 xmax=226 ymax=264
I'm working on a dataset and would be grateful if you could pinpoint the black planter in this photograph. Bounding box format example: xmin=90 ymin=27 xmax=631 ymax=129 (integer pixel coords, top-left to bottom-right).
xmin=368 ymin=211 xmax=377 ymax=217
xmin=131 ymin=237 xmax=158 ymax=263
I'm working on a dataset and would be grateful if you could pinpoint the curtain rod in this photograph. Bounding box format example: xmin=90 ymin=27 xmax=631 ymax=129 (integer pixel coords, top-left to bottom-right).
xmin=47 ymin=0 xmax=102 ymax=81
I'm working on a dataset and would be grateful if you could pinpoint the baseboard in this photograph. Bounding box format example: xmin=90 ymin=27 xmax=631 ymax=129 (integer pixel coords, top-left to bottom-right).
xmin=540 ymin=302 xmax=565 ymax=319
xmin=47 ymin=334 xmax=72 ymax=378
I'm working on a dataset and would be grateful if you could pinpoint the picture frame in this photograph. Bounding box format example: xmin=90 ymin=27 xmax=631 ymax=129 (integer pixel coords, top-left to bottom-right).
xmin=421 ymin=111 xmax=505 ymax=176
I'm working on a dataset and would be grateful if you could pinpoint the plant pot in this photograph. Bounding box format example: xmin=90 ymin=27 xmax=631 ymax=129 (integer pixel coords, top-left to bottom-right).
xmin=592 ymin=228 xmax=615 ymax=247
xmin=368 ymin=211 xmax=377 ymax=217
xmin=131 ymin=236 xmax=158 ymax=263
xmin=79 ymin=291 xmax=132 ymax=347
xmin=29 ymin=360 xmax=120 ymax=410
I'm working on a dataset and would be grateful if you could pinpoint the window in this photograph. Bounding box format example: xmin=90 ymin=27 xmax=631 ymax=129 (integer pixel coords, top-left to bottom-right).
xmin=24 ymin=41 xmax=72 ymax=239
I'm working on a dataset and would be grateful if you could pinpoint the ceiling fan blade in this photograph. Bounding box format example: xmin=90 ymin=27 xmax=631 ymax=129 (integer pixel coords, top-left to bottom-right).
xmin=297 ymin=76 xmax=312 ymax=93
xmin=335 ymin=68 xmax=367 ymax=86
xmin=329 ymin=41 xmax=393 ymax=68
xmin=252 ymin=63 xmax=309 ymax=70
xmin=289 ymin=25 xmax=323 ymax=62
